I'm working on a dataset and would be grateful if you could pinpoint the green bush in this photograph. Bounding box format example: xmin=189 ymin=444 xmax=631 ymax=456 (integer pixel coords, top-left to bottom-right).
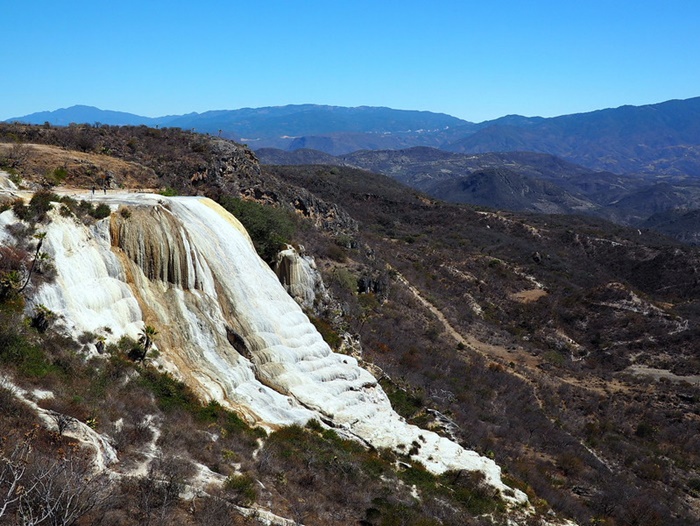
xmin=11 ymin=199 xmax=29 ymax=221
xmin=332 ymin=267 xmax=357 ymax=293
xmin=139 ymin=369 xmax=199 ymax=413
xmin=440 ymin=470 xmax=504 ymax=515
xmin=0 ymin=324 xmax=54 ymax=377
xmin=219 ymin=196 xmax=296 ymax=263
xmin=224 ymin=473 xmax=258 ymax=505
xmin=159 ymin=187 xmax=178 ymax=197
xmin=58 ymin=195 xmax=78 ymax=212
xmin=92 ymin=203 xmax=111 ymax=219
xmin=59 ymin=205 xmax=73 ymax=217
xmin=138 ymin=370 xmax=265 ymax=442
xmin=9 ymin=190 xmax=60 ymax=223
xmin=309 ymin=316 xmax=341 ymax=349
xmin=29 ymin=190 xmax=59 ymax=219
xmin=380 ymin=379 xmax=424 ymax=419
xmin=48 ymin=166 xmax=68 ymax=185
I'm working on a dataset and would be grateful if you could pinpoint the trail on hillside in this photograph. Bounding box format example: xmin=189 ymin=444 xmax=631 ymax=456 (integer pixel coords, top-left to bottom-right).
xmin=392 ymin=269 xmax=623 ymax=473
xmin=392 ymin=268 xmax=540 ymax=369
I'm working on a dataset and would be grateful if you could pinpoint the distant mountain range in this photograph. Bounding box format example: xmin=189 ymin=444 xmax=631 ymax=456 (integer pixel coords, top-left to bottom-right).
xmin=445 ymin=98 xmax=700 ymax=175
xmin=6 ymin=105 xmax=176 ymax=127
xmin=7 ymin=97 xmax=700 ymax=176
xmin=5 ymin=104 xmax=471 ymax=152
xmin=8 ymin=98 xmax=700 ymax=242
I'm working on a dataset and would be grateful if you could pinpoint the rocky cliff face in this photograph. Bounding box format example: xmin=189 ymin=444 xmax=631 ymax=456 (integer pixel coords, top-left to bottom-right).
xmin=3 ymin=191 xmax=526 ymax=505
xmin=201 ymin=139 xmax=358 ymax=235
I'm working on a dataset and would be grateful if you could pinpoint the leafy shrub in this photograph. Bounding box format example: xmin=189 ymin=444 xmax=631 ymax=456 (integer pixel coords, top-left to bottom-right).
xmin=58 ymin=198 xmax=110 ymax=221
xmin=543 ymin=350 xmax=565 ymax=366
xmin=309 ymin=316 xmax=341 ymax=349
xmin=224 ymin=473 xmax=258 ymax=505
xmin=325 ymin=243 xmax=347 ymax=262
xmin=332 ymin=267 xmax=357 ymax=293
xmin=159 ymin=187 xmax=178 ymax=197
xmin=46 ymin=165 xmax=68 ymax=186
xmin=380 ymin=379 xmax=424 ymax=419
xmin=92 ymin=203 xmax=111 ymax=219
xmin=29 ymin=190 xmax=59 ymax=221
xmin=305 ymin=418 xmax=324 ymax=432
xmin=59 ymin=205 xmax=73 ymax=217
xmin=219 ymin=196 xmax=296 ymax=263
xmin=11 ymin=199 xmax=29 ymax=221
xmin=8 ymin=191 xmax=61 ymax=223
xmin=138 ymin=370 xmax=264 ymax=442
xmin=77 ymin=199 xmax=95 ymax=217
xmin=139 ymin=369 xmax=198 ymax=413
xmin=440 ymin=470 xmax=504 ymax=515
xmin=0 ymin=324 xmax=54 ymax=377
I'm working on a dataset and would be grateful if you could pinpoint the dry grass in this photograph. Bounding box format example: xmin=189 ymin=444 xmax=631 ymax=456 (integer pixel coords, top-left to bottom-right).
xmin=0 ymin=142 xmax=159 ymax=189
xmin=510 ymin=288 xmax=548 ymax=303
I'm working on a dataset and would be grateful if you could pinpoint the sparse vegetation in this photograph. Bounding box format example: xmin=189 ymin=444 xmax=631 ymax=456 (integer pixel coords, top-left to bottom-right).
xmin=265 ymin=162 xmax=700 ymax=526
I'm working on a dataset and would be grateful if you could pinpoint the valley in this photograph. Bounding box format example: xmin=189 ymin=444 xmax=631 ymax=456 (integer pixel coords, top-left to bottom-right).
xmin=256 ymin=146 xmax=700 ymax=244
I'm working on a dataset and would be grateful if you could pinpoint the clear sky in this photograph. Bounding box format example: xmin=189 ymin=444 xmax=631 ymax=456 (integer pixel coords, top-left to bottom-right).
xmin=1 ymin=1 xmax=698 ymax=123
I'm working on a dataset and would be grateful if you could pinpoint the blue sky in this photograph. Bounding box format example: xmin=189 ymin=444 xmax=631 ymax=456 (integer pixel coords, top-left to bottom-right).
xmin=1 ymin=1 xmax=698 ymax=122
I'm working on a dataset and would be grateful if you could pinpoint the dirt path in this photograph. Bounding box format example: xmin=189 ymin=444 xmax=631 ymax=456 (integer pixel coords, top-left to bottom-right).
xmin=511 ymin=288 xmax=549 ymax=303
xmin=627 ymin=364 xmax=700 ymax=386
xmin=1 ymin=181 xmax=165 ymax=208
xmin=393 ymin=269 xmax=541 ymax=369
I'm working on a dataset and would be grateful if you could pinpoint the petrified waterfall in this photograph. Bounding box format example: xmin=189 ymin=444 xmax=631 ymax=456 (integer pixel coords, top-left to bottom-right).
xmin=14 ymin=194 xmax=525 ymax=503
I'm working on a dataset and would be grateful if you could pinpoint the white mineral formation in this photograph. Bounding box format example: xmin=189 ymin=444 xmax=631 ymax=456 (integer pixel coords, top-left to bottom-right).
xmin=274 ymin=244 xmax=326 ymax=310
xmin=0 ymin=170 xmax=17 ymax=191
xmin=1 ymin=193 xmax=526 ymax=504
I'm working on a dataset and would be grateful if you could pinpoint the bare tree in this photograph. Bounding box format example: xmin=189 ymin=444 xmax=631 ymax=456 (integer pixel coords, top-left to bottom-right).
xmin=4 ymin=142 xmax=31 ymax=169
xmin=0 ymin=430 xmax=111 ymax=526
xmin=49 ymin=411 xmax=75 ymax=436
xmin=18 ymin=451 xmax=111 ymax=526
xmin=0 ymin=432 xmax=33 ymax=520
xmin=131 ymin=454 xmax=193 ymax=526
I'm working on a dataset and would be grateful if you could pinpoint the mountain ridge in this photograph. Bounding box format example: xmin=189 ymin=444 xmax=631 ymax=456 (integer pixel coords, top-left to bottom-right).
xmin=7 ymin=96 xmax=700 ymax=173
